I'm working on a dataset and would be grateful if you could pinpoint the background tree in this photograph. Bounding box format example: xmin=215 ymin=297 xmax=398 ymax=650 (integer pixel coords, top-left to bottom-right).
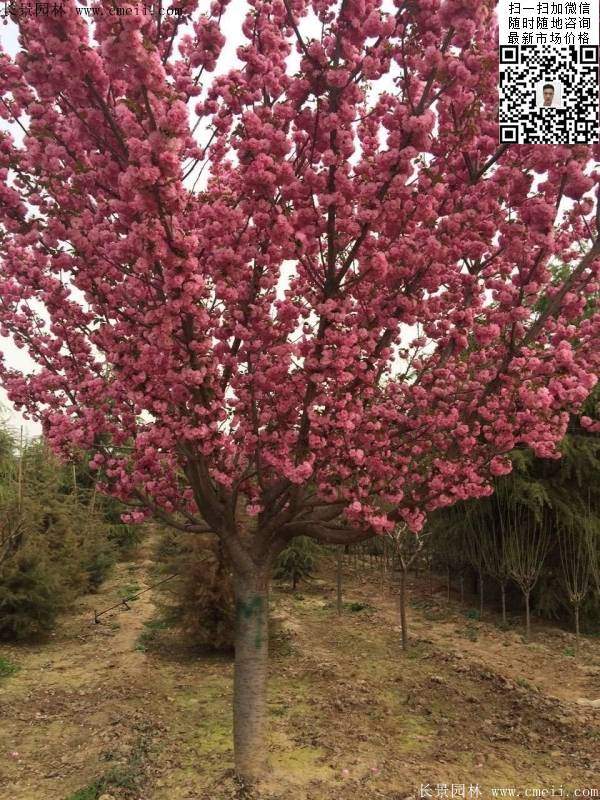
xmin=387 ymin=524 xmax=426 ymax=650
xmin=274 ymin=535 xmax=320 ymax=590
xmin=463 ymin=487 xmax=515 ymax=625
xmin=2 ymin=0 xmax=600 ymax=782
xmin=504 ymin=503 xmax=551 ymax=643
xmin=159 ymin=530 xmax=236 ymax=652
xmin=482 ymin=494 xmax=512 ymax=626
xmin=462 ymin=508 xmax=487 ymax=620
xmin=0 ymin=427 xmax=125 ymax=639
xmin=558 ymin=515 xmax=595 ymax=656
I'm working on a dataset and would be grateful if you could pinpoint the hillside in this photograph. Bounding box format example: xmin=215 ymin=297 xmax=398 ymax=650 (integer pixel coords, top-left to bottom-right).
xmin=1 ymin=542 xmax=599 ymax=800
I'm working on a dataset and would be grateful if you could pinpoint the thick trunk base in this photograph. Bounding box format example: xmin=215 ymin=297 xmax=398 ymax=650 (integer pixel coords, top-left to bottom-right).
xmin=233 ymin=568 xmax=270 ymax=783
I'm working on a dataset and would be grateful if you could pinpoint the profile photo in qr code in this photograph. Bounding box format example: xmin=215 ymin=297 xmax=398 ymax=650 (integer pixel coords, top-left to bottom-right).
xmin=536 ymin=80 xmax=563 ymax=109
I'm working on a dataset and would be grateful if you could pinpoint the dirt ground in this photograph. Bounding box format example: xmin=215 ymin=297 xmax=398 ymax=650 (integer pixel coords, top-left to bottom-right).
xmin=1 ymin=538 xmax=599 ymax=800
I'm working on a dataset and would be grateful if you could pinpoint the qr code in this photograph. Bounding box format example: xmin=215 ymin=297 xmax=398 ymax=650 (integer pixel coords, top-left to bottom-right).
xmin=499 ymin=45 xmax=599 ymax=144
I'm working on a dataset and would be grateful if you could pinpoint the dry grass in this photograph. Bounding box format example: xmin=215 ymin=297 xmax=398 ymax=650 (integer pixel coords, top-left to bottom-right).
xmin=1 ymin=552 xmax=599 ymax=800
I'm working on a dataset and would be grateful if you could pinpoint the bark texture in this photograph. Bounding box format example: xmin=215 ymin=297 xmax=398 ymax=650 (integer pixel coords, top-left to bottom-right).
xmin=233 ymin=566 xmax=270 ymax=782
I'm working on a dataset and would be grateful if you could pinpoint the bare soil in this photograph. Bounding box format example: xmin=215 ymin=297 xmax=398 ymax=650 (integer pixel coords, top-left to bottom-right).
xmin=1 ymin=543 xmax=599 ymax=800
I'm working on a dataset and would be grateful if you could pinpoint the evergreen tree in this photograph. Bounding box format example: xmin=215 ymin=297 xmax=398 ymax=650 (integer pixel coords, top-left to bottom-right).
xmin=0 ymin=422 xmax=136 ymax=639
xmin=274 ymin=537 xmax=320 ymax=591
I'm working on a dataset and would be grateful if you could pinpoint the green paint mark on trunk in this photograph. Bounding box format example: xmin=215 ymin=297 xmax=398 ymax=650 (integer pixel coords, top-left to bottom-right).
xmin=236 ymin=595 xmax=264 ymax=649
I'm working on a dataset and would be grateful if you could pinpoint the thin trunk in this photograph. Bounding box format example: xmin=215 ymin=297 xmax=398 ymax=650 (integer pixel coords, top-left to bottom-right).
xmin=478 ymin=569 xmax=484 ymax=620
xmin=574 ymin=604 xmax=580 ymax=657
xmin=524 ymin=589 xmax=531 ymax=643
xmin=336 ymin=548 xmax=343 ymax=615
xmin=460 ymin=574 xmax=464 ymax=605
xmin=500 ymin=582 xmax=507 ymax=626
xmin=446 ymin=565 xmax=451 ymax=603
xmin=399 ymin=568 xmax=408 ymax=651
xmin=17 ymin=426 xmax=23 ymax=513
xmin=233 ymin=567 xmax=270 ymax=782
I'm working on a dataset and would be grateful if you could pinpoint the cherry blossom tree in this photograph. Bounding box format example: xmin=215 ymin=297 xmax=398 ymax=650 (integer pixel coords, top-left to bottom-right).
xmin=1 ymin=0 xmax=600 ymax=781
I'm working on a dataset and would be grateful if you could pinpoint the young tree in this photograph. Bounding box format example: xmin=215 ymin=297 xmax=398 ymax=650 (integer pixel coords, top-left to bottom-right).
xmin=274 ymin=534 xmax=319 ymax=589
xmin=558 ymin=517 xmax=595 ymax=656
xmin=468 ymin=491 xmax=513 ymax=624
xmin=387 ymin=524 xmax=425 ymax=650
xmin=504 ymin=504 xmax=551 ymax=643
xmin=0 ymin=429 xmax=118 ymax=638
xmin=2 ymin=0 xmax=600 ymax=782
xmin=462 ymin=508 xmax=487 ymax=620
xmin=336 ymin=546 xmax=343 ymax=615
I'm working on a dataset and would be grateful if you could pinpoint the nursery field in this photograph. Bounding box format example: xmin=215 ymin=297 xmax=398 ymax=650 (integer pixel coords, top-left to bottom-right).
xmin=1 ymin=538 xmax=599 ymax=800
xmin=4 ymin=4 xmax=600 ymax=799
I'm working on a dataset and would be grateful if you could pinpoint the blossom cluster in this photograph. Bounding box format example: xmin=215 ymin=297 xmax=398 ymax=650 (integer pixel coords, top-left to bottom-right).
xmin=0 ymin=0 xmax=598 ymax=539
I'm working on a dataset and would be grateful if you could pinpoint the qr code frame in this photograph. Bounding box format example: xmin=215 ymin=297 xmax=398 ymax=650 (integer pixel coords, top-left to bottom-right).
xmin=499 ymin=44 xmax=599 ymax=144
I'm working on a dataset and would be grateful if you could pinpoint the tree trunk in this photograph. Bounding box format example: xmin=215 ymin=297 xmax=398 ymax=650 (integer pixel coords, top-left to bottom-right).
xmin=336 ymin=547 xmax=343 ymax=615
xmin=446 ymin=565 xmax=451 ymax=603
xmin=574 ymin=604 xmax=580 ymax=657
xmin=478 ymin=569 xmax=484 ymax=620
xmin=399 ymin=568 xmax=408 ymax=651
xmin=233 ymin=566 xmax=270 ymax=783
xmin=500 ymin=582 xmax=507 ymax=625
xmin=460 ymin=573 xmax=464 ymax=605
xmin=524 ymin=589 xmax=531 ymax=643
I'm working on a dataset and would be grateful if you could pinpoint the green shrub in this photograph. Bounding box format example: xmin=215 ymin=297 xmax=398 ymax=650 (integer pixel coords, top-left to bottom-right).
xmin=346 ymin=601 xmax=373 ymax=613
xmin=0 ymin=432 xmax=132 ymax=640
xmin=0 ymin=656 xmax=17 ymax=678
xmin=0 ymin=551 xmax=63 ymax=640
xmin=106 ymin=522 xmax=142 ymax=557
xmin=83 ymin=544 xmax=115 ymax=593
xmin=274 ymin=536 xmax=321 ymax=590
xmin=159 ymin=532 xmax=235 ymax=652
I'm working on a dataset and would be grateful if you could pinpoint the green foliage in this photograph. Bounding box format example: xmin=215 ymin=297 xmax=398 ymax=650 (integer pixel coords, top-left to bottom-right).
xmin=427 ymin=389 xmax=600 ymax=630
xmin=66 ymin=784 xmax=103 ymax=800
xmin=274 ymin=536 xmax=321 ymax=590
xmin=0 ymin=551 xmax=63 ymax=640
xmin=106 ymin=522 xmax=142 ymax=556
xmin=135 ymin=618 xmax=170 ymax=652
xmin=345 ymin=601 xmax=374 ymax=613
xmin=120 ymin=583 xmax=141 ymax=598
xmin=0 ymin=424 xmax=140 ymax=640
xmin=65 ymin=731 xmax=149 ymax=799
xmin=84 ymin=546 xmax=115 ymax=594
xmin=158 ymin=530 xmax=235 ymax=652
xmin=0 ymin=656 xmax=18 ymax=678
